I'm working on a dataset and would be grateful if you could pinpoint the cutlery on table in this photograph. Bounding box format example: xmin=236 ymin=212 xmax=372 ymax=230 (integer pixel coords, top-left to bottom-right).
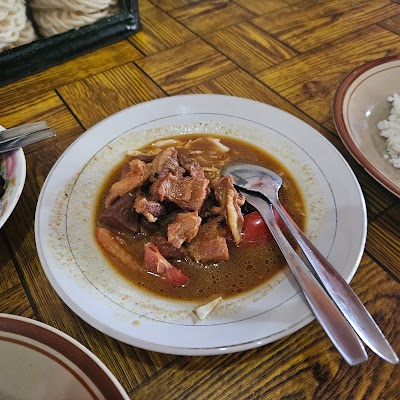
xmin=241 ymin=190 xmax=367 ymax=365
xmin=0 ymin=121 xmax=56 ymax=153
xmin=222 ymin=161 xmax=399 ymax=365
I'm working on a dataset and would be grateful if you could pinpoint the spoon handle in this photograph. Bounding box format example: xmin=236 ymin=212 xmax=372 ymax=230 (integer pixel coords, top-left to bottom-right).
xmin=0 ymin=128 xmax=56 ymax=153
xmin=245 ymin=193 xmax=367 ymax=366
xmin=270 ymin=197 xmax=399 ymax=364
xmin=0 ymin=121 xmax=49 ymax=143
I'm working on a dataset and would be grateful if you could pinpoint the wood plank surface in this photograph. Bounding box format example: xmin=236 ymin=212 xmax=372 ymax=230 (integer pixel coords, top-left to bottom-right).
xmin=0 ymin=1 xmax=399 ymax=399
xmin=0 ymin=41 xmax=142 ymax=109
xmin=252 ymin=0 xmax=400 ymax=53
xmin=257 ymin=25 xmax=400 ymax=124
xmin=169 ymin=1 xmax=253 ymax=36
xmin=136 ymin=38 xmax=236 ymax=93
xmin=128 ymin=5 xmax=196 ymax=55
xmin=204 ymin=22 xmax=298 ymax=73
xmin=367 ymin=205 xmax=400 ymax=279
xmin=233 ymin=0 xmax=288 ymax=16
xmin=0 ymin=235 xmax=21 ymax=293
xmin=58 ymin=63 xmax=166 ymax=128
xmin=379 ymin=13 xmax=400 ymax=34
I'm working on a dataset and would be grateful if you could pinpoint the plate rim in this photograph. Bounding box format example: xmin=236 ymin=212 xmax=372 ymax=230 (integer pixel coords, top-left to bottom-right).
xmin=0 ymin=313 xmax=129 ymax=399
xmin=35 ymin=94 xmax=367 ymax=355
xmin=332 ymin=54 xmax=400 ymax=197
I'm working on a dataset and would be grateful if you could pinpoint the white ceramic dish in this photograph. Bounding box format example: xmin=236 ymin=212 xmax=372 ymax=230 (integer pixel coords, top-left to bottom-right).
xmin=0 ymin=313 xmax=129 ymax=400
xmin=0 ymin=125 xmax=26 ymax=229
xmin=333 ymin=55 xmax=400 ymax=197
xmin=35 ymin=94 xmax=367 ymax=355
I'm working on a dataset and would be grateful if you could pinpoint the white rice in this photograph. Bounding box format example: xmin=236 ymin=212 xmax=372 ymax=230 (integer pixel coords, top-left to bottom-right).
xmin=377 ymin=93 xmax=400 ymax=168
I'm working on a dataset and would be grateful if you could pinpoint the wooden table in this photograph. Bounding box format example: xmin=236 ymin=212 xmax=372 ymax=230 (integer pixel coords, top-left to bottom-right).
xmin=1 ymin=1 xmax=399 ymax=398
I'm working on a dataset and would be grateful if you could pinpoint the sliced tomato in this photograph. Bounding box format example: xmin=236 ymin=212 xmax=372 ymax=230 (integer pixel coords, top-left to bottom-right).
xmin=228 ymin=210 xmax=285 ymax=246
xmin=144 ymin=243 xmax=188 ymax=286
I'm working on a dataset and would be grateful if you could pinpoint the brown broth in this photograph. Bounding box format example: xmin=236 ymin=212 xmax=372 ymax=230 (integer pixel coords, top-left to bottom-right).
xmin=95 ymin=134 xmax=306 ymax=302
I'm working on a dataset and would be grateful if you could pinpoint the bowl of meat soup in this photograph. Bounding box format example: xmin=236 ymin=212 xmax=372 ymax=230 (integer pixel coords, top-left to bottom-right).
xmin=65 ymin=126 xmax=327 ymax=324
xmin=93 ymin=135 xmax=307 ymax=304
xmin=36 ymin=95 xmax=366 ymax=354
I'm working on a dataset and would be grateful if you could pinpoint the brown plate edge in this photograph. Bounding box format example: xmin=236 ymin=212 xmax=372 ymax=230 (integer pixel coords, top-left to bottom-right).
xmin=0 ymin=314 xmax=128 ymax=400
xmin=332 ymin=54 xmax=400 ymax=198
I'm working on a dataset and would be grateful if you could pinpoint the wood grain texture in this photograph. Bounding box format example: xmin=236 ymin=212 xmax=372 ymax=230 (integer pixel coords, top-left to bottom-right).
xmin=0 ymin=235 xmax=20 ymax=293
xmin=148 ymin=0 xmax=201 ymax=12
xmin=180 ymin=68 xmax=333 ymax=135
xmin=252 ymin=0 xmax=400 ymax=53
xmin=136 ymin=38 xmax=236 ymax=93
xmin=204 ymin=21 xmax=298 ymax=74
xmin=256 ymin=25 xmax=400 ymax=123
xmin=58 ymin=63 xmax=166 ymax=128
xmin=0 ymin=284 xmax=34 ymax=317
xmin=139 ymin=0 xmax=156 ymax=11
xmin=379 ymin=12 xmax=400 ymax=34
xmin=128 ymin=5 xmax=196 ymax=55
xmin=169 ymin=0 xmax=253 ymax=36
xmin=233 ymin=0 xmax=288 ymax=16
xmin=0 ymin=41 xmax=142 ymax=108
xmin=366 ymin=205 xmax=400 ymax=279
xmin=0 ymin=91 xmax=82 ymax=156
xmin=284 ymin=0 xmax=307 ymax=4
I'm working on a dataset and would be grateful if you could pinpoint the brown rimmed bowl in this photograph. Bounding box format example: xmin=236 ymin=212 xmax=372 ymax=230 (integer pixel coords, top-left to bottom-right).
xmin=333 ymin=55 xmax=400 ymax=197
xmin=0 ymin=313 xmax=129 ymax=400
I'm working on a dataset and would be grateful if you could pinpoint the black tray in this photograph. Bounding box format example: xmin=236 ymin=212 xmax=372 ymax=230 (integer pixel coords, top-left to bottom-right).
xmin=0 ymin=0 xmax=140 ymax=87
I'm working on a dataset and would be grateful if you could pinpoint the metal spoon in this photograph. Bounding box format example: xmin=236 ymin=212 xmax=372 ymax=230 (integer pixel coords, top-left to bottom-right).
xmin=243 ymin=190 xmax=367 ymax=365
xmin=222 ymin=161 xmax=399 ymax=364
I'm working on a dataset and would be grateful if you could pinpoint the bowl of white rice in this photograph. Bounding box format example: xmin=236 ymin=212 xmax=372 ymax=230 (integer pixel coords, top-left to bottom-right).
xmin=333 ymin=55 xmax=400 ymax=197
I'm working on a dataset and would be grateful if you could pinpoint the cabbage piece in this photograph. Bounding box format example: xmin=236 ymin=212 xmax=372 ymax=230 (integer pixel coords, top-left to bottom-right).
xmin=194 ymin=296 xmax=223 ymax=320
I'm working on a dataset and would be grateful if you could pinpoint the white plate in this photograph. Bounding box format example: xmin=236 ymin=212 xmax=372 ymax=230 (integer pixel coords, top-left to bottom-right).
xmin=0 ymin=313 xmax=129 ymax=400
xmin=35 ymin=94 xmax=367 ymax=355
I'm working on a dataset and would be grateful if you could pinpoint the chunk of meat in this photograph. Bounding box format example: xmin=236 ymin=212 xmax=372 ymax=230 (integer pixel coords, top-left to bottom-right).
xmin=99 ymin=192 xmax=139 ymax=234
xmin=143 ymin=243 xmax=188 ymax=286
xmin=152 ymin=173 xmax=209 ymax=212
xmin=188 ymin=218 xmax=229 ymax=263
xmin=212 ymin=176 xmax=244 ymax=245
xmin=134 ymin=194 xmax=165 ymax=222
xmin=132 ymin=155 xmax=156 ymax=163
xmin=105 ymin=159 xmax=149 ymax=208
xmin=96 ymin=227 xmax=141 ymax=271
xmin=119 ymin=163 xmax=131 ymax=179
xmin=199 ymin=192 xmax=218 ymax=219
xmin=177 ymin=153 xmax=207 ymax=179
xmin=150 ymin=235 xmax=188 ymax=259
xmin=149 ymin=147 xmax=185 ymax=181
xmin=168 ymin=212 xmax=201 ymax=249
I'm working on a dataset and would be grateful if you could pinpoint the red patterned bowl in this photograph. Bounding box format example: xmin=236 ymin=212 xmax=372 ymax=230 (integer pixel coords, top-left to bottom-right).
xmin=0 ymin=126 xmax=26 ymax=229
